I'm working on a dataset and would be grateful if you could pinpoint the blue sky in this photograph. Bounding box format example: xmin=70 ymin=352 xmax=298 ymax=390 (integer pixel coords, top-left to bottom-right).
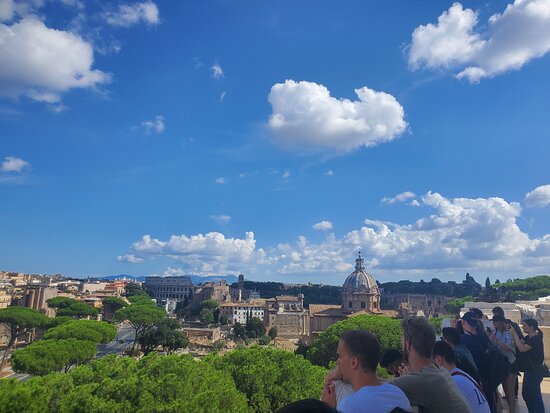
xmin=1 ymin=0 xmax=550 ymax=285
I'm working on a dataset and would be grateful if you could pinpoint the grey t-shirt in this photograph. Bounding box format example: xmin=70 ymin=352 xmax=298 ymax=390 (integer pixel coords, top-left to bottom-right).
xmin=392 ymin=364 xmax=472 ymax=413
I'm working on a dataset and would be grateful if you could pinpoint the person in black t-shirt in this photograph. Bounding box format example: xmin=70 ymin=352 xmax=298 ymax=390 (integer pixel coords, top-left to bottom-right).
xmin=511 ymin=318 xmax=545 ymax=413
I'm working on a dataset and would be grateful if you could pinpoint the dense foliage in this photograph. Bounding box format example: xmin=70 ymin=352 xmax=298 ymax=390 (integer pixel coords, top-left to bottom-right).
xmin=125 ymin=282 xmax=150 ymax=297
xmin=206 ymin=346 xmax=326 ymax=413
xmin=11 ymin=320 xmax=117 ymax=375
xmin=114 ymin=305 xmax=166 ymax=352
xmin=493 ymin=275 xmax=550 ymax=301
xmin=44 ymin=320 xmax=117 ymax=343
xmin=11 ymin=338 xmax=97 ymax=375
xmin=199 ymin=308 xmax=214 ymax=325
xmin=380 ymin=274 xmax=482 ymax=299
xmin=444 ymin=296 xmax=472 ymax=314
xmin=231 ymin=281 xmax=342 ymax=307
xmin=127 ymin=295 xmax=155 ymax=306
xmin=101 ymin=297 xmax=128 ymax=321
xmin=245 ymin=317 xmax=265 ymax=339
xmin=0 ymin=307 xmax=49 ymax=369
xmin=46 ymin=297 xmax=99 ymax=318
xmin=306 ymin=314 xmax=402 ymax=368
xmin=137 ymin=318 xmax=188 ymax=355
xmin=0 ymin=354 xmax=248 ymax=413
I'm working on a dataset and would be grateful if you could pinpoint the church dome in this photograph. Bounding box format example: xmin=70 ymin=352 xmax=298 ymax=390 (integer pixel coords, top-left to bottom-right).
xmin=342 ymin=252 xmax=379 ymax=294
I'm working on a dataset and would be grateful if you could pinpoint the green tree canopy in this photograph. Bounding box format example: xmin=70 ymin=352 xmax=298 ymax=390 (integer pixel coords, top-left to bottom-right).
xmin=45 ymin=316 xmax=73 ymax=328
xmin=0 ymin=307 xmax=49 ymax=369
xmin=233 ymin=322 xmax=246 ymax=339
xmin=199 ymin=308 xmax=214 ymax=325
xmin=206 ymin=346 xmax=326 ymax=413
xmin=200 ymin=299 xmax=220 ymax=310
xmin=56 ymin=301 xmax=99 ymax=319
xmin=444 ymin=296 xmax=472 ymax=315
xmin=114 ymin=305 xmax=166 ymax=352
xmin=44 ymin=320 xmax=117 ymax=344
xmin=245 ymin=317 xmax=265 ymax=339
xmin=11 ymin=338 xmax=97 ymax=375
xmin=137 ymin=318 xmax=188 ymax=355
xmin=258 ymin=336 xmax=271 ymax=346
xmin=125 ymin=282 xmax=149 ymax=297
xmin=127 ymin=295 xmax=155 ymax=306
xmin=268 ymin=327 xmax=277 ymax=340
xmin=0 ymin=354 xmax=248 ymax=413
xmin=101 ymin=297 xmax=128 ymax=321
xmin=46 ymin=297 xmax=77 ymax=309
xmin=306 ymin=314 xmax=402 ymax=368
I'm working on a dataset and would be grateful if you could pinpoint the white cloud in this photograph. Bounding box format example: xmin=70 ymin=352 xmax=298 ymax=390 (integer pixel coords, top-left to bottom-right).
xmin=219 ymin=91 xmax=226 ymax=102
xmin=211 ymin=63 xmax=224 ymax=80
xmin=121 ymin=231 xmax=264 ymax=274
xmin=117 ymin=253 xmax=144 ymax=264
xmin=525 ymin=185 xmax=550 ymax=208
xmin=325 ymin=170 xmax=334 ymax=176
xmin=381 ymin=191 xmax=416 ymax=205
xmin=313 ymin=221 xmax=333 ymax=231
xmin=119 ymin=191 xmax=550 ymax=280
xmin=272 ymin=192 xmax=550 ymax=276
xmin=210 ymin=214 xmax=231 ymax=225
xmin=0 ymin=17 xmax=109 ymax=103
xmin=0 ymin=0 xmax=15 ymax=22
xmin=1 ymin=156 xmax=31 ymax=172
xmin=281 ymin=171 xmax=291 ymax=179
xmin=267 ymin=80 xmax=407 ymax=152
xmin=105 ymin=1 xmax=159 ymax=27
xmin=141 ymin=115 xmax=165 ymax=134
xmin=215 ymin=177 xmax=226 ymax=185
xmin=408 ymin=0 xmax=550 ymax=82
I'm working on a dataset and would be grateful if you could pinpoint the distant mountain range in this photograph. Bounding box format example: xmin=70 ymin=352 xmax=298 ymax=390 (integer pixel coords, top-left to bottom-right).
xmin=95 ymin=274 xmax=239 ymax=285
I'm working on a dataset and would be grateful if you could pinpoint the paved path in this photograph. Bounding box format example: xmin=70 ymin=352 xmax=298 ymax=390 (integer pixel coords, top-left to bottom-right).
xmin=96 ymin=325 xmax=135 ymax=357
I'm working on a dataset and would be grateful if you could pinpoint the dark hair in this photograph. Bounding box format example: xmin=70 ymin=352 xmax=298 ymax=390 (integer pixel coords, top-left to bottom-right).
xmin=401 ymin=316 xmax=436 ymax=359
xmin=470 ymin=308 xmax=484 ymax=319
xmin=492 ymin=314 xmax=506 ymax=323
xmin=339 ymin=330 xmax=380 ymax=373
xmin=442 ymin=327 xmax=460 ymax=345
xmin=432 ymin=340 xmax=457 ymax=365
xmin=462 ymin=311 xmax=481 ymax=331
xmin=523 ymin=318 xmax=544 ymax=337
xmin=380 ymin=349 xmax=403 ymax=368
xmin=492 ymin=306 xmax=504 ymax=316
xmin=276 ymin=399 xmax=338 ymax=413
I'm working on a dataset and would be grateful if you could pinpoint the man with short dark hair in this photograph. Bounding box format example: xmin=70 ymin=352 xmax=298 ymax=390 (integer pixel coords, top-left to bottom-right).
xmin=442 ymin=327 xmax=481 ymax=384
xmin=321 ymin=330 xmax=411 ymax=413
xmin=432 ymin=340 xmax=490 ymax=413
xmin=392 ymin=316 xmax=471 ymax=413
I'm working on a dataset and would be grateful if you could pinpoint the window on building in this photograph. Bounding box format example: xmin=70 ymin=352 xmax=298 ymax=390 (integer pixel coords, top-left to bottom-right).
xmin=361 ymin=302 xmax=366 ymax=309
xmin=348 ymin=301 xmax=352 ymax=308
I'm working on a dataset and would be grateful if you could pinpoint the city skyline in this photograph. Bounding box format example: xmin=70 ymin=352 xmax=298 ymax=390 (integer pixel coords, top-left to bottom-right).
xmin=1 ymin=0 xmax=550 ymax=285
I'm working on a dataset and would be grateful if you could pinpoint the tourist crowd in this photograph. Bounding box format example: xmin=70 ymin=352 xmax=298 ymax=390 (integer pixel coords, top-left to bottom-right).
xmin=277 ymin=307 xmax=547 ymax=413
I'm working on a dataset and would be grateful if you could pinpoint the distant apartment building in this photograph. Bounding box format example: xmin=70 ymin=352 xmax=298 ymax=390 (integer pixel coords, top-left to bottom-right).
xmin=79 ymin=281 xmax=109 ymax=294
xmin=144 ymin=276 xmax=193 ymax=305
xmin=219 ymin=299 xmax=266 ymax=325
xmin=0 ymin=289 xmax=11 ymax=308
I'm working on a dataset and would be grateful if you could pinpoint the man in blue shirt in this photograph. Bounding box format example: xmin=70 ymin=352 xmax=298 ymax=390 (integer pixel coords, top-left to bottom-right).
xmin=321 ymin=330 xmax=411 ymax=413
